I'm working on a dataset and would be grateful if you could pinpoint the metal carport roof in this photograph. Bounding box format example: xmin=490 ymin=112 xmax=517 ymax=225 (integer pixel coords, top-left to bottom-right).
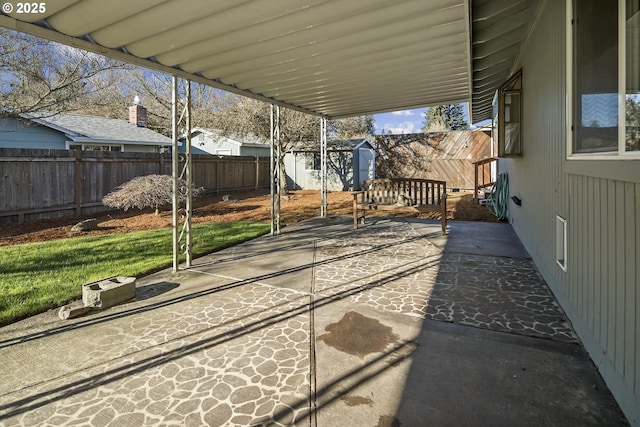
xmin=0 ymin=0 xmax=540 ymax=122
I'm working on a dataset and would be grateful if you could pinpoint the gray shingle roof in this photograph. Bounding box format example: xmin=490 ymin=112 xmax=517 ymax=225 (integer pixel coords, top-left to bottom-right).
xmin=32 ymin=113 xmax=172 ymax=145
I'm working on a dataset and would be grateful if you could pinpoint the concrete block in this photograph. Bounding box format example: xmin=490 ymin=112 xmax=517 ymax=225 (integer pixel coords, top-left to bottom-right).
xmin=58 ymin=305 xmax=91 ymax=320
xmin=82 ymin=276 xmax=136 ymax=308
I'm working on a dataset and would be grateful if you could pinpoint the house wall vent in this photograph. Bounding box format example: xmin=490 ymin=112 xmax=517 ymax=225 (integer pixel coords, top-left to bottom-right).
xmin=556 ymin=215 xmax=567 ymax=272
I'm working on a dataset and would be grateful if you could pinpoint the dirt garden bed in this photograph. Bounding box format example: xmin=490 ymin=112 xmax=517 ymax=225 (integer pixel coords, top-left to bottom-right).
xmin=0 ymin=190 xmax=502 ymax=246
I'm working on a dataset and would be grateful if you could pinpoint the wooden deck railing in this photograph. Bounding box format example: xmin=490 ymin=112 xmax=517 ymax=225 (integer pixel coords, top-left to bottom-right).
xmin=472 ymin=157 xmax=498 ymax=204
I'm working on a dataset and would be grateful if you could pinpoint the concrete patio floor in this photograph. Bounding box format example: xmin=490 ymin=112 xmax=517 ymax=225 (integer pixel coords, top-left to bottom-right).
xmin=0 ymin=217 xmax=629 ymax=426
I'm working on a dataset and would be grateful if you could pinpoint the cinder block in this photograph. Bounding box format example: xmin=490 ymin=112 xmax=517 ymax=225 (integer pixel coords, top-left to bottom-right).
xmin=82 ymin=276 xmax=136 ymax=308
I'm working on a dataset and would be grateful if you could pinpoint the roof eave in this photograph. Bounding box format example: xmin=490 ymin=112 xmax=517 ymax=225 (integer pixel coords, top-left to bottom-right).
xmin=69 ymin=137 xmax=172 ymax=146
xmin=0 ymin=15 xmax=328 ymax=119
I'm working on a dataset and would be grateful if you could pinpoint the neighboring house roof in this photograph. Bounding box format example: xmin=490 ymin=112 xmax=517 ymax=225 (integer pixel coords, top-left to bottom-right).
xmin=288 ymin=138 xmax=374 ymax=152
xmin=190 ymin=128 xmax=270 ymax=149
xmin=23 ymin=112 xmax=172 ymax=146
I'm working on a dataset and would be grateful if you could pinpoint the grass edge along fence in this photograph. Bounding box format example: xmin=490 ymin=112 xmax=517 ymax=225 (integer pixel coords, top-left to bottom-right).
xmin=0 ymin=221 xmax=271 ymax=327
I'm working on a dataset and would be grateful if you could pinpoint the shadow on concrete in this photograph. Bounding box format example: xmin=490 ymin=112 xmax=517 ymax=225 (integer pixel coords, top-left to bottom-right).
xmin=0 ymin=224 xmax=437 ymax=350
xmin=135 ymin=281 xmax=180 ymax=301
xmin=391 ymin=219 xmax=629 ymax=426
xmin=0 ymin=235 xmax=439 ymax=421
xmin=0 ymin=217 xmax=629 ymax=425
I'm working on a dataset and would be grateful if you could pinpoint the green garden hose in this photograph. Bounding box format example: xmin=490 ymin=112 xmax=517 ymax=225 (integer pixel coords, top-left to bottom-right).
xmin=488 ymin=173 xmax=509 ymax=220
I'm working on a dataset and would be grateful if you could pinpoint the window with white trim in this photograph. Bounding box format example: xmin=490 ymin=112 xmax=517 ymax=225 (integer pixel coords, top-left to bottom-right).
xmin=498 ymin=70 xmax=523 ymax=157
xmin=68 ymin=143 xmax=122 ymax=151
xmin=83 ymin=144 xmax=122 ymax=152
xmin=570 ymin=0 xmax=640 ymax=157
xmin=305 ymin=153 xmax=321 ymax=170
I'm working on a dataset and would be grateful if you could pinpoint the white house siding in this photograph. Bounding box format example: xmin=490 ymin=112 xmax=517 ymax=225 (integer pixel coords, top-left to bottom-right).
xmin=284 ymin=151 xmax=353 ymax=191
xmin=190 ymin=133 xmax=239 ymax=156
xmin=188 ymin=132 xmax=270 ymax=157
xmin=499 ymin=1 xmax=639 ymax=423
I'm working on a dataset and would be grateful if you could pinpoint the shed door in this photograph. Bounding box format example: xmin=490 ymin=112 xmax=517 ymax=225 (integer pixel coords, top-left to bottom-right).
xmin=357 ymin=148 xmax=375 ymax=188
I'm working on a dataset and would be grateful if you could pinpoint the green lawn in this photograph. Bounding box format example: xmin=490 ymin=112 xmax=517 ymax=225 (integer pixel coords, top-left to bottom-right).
xmin=0 ymin=221 xmax=270 ymax=326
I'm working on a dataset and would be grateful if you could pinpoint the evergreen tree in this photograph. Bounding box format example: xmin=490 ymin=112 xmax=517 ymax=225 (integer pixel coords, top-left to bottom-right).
xmin=422 ymin=104 xmax=468 ymax=132
xmin=626 ymin=96 xmax=640 ymax=151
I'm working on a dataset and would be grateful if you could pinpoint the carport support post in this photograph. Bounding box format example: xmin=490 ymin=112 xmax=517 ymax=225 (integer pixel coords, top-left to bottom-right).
xmin=270 ymin=104 xmax=281 ymax=235
xmin=184 ymin=80 xmax=193 ymax=267
xmin=320 ymin=117 xmax=328 ymax=218
xmin=172 ymin=76 xmax=179 ymax=272
xmin=170 ymin=77 xmax=193 ymax=271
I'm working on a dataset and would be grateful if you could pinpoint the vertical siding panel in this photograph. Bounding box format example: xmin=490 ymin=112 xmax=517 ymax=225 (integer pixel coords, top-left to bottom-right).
xmin=569 ymin=177 xmax=578 ymax=304
xmin=583 ymin=177 xmax=598 ymax=330
xmin=636 ymin=183 xmax=640 ymax=396
xmin=615 ymin=181 xmax=625 ymax=373
xmin=623 ymin=182 xmax=636 ymax=386
xmin=585 ymin=176 xmax=592 ymax=322
xmin=607 ymin=180 xmax=617 ymax=358
xmin=583 ymin=176 xmax=590 ymax=320
xmin=600 ymin=179 xmax=610 ymax=347
xmin=582 ymin=175 xmax=590 ymax=319
xmin=593 ymin=177 xmax=601 ymax=340
xmin=578 ymin=176 xmax=586 ymax=318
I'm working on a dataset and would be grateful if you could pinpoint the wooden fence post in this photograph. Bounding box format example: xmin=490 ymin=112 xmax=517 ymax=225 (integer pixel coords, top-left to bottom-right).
xmin=214 ymin=157 xmax=219 ymax=193
xmin=255 ymin=156 xmax=260 ymax=190
xmin=74 ymin=150 xmax=83 ymax=216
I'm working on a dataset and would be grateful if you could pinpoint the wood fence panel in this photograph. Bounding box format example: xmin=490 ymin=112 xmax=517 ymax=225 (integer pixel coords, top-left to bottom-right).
xmin=0 ymin=149 xmax=271 ymax=223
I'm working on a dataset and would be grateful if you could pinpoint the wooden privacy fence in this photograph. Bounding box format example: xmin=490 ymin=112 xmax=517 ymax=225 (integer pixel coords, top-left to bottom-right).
xmin=0 ymin=148 xmax=271 ymax=223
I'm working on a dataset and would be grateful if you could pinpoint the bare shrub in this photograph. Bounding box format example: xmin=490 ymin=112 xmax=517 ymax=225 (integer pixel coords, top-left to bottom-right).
xmin=103 ymin=174 xmax=203 ymax=214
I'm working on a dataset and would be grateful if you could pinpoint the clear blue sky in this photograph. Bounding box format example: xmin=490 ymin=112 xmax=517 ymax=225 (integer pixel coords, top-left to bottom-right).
xmin=372 ymin=103 xmax=489 ymax=134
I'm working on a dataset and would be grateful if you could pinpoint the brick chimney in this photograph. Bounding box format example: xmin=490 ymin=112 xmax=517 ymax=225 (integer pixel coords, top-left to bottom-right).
xmin=128 ymin=96 xmax=147 ymax=127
